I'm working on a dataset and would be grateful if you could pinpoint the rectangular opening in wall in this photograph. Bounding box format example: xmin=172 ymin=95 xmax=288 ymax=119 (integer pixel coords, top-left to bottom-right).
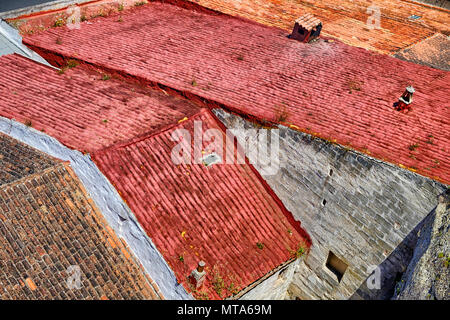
xmin=326 ymin=251 xmax=348 ymax=282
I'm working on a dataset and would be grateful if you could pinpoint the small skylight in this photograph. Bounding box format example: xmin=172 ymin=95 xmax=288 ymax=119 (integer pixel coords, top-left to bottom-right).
xmin=202 ymin=153 xmax=221 ymax=167
xmin=408 ymin=15 xmax=421 ymax=20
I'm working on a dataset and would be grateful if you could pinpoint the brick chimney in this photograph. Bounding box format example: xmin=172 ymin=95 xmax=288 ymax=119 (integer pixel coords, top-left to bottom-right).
xmin=393 ymin=86 xmax=415 ymax=111
xmin=188 ymin=261 xmax=206 ymax=289
xmin=289 ymin=13 xmax=322 ymax=43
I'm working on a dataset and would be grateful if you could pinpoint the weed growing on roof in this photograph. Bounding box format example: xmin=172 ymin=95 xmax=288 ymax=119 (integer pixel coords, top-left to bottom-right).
xmin=346 ymin=80 xmax=363 ymax=94
xmin=118 ymin=3 xmax=124 ymax=11
xmin=192 ymin=288 xmax=210 ymax=300
xmin=101 ymin=74 xmax=111 ymax=81
xmin=295 ymin=246 xmax=306 ymax=258
xmin=408 ymin=143 xmax=419 ymax=151
xmin=289 ymin=243 xmax=307 ymax=259
xmin=425 ymin=135 xmax=434 ymax=144
xmin=256 ymin=242 xmax=264 ymax=250
xmin=212 ymin=268 xmax=225 ymax=298
xmin=191 ymin=79 xmax=198 ymax=87
xmin=134 ymin=1 xmax=146 ymax=6
xmin=117 ymin=16 xmax=124 ymax=22
xmin=237 ymin=54 xmax=244 ymax=61
xmin=275 ymin=104 xmax=289 ymax=123
xmin=178 ymin=255 xmax=184 ymax=262
xmin=102 ymin=119 xmax=108 ymax=124
xmin=67 ymin=60 xmax=79 ymax=68
xmin=80 ymin=15 xmax=87 ymax=22
xmin=24 ymin=120 xmax=32 ymax=127
xmin=53 ymin=18 xmax=65 ymax=27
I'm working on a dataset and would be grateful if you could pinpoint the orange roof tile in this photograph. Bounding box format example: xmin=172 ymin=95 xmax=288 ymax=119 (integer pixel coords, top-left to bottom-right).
xmin=174 ymin=0 xmax=450 ymax=54
xmin=0 ymin=134 xmax=162 ymax=300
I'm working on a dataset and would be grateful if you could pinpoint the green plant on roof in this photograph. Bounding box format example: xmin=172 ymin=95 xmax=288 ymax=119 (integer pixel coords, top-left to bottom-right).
xmin=274 ymin=103 xmax=289 ymax=123
xmin=101 ymin=74 xmax=111 ymax=81
xmin=24 ymin=120 xmax=32 ymax=127
xmin=196 ymin=290 xmax=209 ymax=300
xmin=134 ymin=1 xmax=146 ymax=6
xmin=289 ymin=243 xmax=307 ymax=259
xmin=346 ymin=79 xmax=363 ymax=94
xmin=53 ymin=18 xmax=65 ymax=27
xmin=80 ymin=15 xmax=87 ymax=22
xmin=118 ymin=3 xmax=124 ymax=11
xmin=102 ymin=119 xmax=108 ymax=124
xmin=227 ymin=282 xmax=239 ymax=295
xmin=438 ymin=252 xmax=444 ymax=259
xmin=191 ymin=79 xmax=198 ymax=87
xmin=256 ymin=242 xmax=264 ymax=250
xmin=178 ymin=255 xmax=184 ymax=262
xmin=237 ymin=54 xmax=244 ymax=61
xmin=295 ymin=246 xmax=306 ymax=258
xmin=212 ymin=267 xmax=225 ymax=297
xmin=67 ymin=60 xmax=79 ymax=69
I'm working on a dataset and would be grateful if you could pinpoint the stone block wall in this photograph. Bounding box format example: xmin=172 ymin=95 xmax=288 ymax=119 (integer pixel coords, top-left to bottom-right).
xmin=240 ymin=260 xmax=299 ymax=300
xmin=214 ymin=108 xmax=446 ymax=300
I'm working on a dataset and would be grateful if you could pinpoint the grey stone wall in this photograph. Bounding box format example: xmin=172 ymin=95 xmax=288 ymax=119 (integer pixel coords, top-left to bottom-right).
xmin=239 ymin=260 xmax=299 ymax=300
xmin=213 ymin=108 xmax=446 ymax=300
xmin=394 ymin=190 xmax=449 ymax=300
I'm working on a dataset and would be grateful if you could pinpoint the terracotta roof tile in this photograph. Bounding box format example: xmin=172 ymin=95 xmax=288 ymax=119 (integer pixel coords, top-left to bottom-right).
xmin=0 ymin=132 xmax=59 ymax=185
xmin=0 ymin=54 xmax=201 ymax=153
xmin=295 ymin=13 xmax=321 ymax=32
xmin=0 ymin=134 xmax=161 ymax=300
xmin=171 ymin=0 xmax=450 ymax=54
xmin=92 ymin=109 xmax=311 ymax=299
xmin=23 ymin=3 xmax=450 ymax=183
xmin=394 ymin=33 xmax=450 ymax=71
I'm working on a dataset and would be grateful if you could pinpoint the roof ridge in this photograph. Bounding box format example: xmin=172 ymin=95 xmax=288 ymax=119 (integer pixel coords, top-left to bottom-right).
xmin=0 ymin=130 xmax=62 ymax=164
xmin=93 ymin=108 xmax=210 ymax=155
xmin=0 ymin=161 xmax=67 ymax=190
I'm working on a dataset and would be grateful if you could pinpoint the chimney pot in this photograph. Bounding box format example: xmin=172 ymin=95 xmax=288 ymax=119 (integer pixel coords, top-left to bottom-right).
xmin=289 ymin=13 xmax=322 ymax=43
xmin=189 ymin=261 xmax=206 ymax=289
xmin=394 ymin=86 xmax=415 ymax=112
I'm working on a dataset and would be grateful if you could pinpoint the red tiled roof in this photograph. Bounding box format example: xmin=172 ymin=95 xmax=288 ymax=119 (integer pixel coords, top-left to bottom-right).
xmin=23 ymin=3 xmax=450 ymax=183
xmin=92 ymin=109 xmax=311 ymax=299
xmin=174 ymin=0 xmax=450 ymax=54
xmin=0 ymin=54 xmax=201 ymax=153
xmin=0 ymin=134 xmax=161 ymax=299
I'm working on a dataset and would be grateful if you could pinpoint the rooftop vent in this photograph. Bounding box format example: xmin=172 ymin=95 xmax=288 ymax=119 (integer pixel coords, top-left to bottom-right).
xmin=289 ymin=13 xmax=322 ymax=43
xmin=188 ymin=261 xmax=206 ymax=289
xmin=393 ymin=86 xmax=415 ymax=112
xmin=202 ymin=152 xmax=221 ymax=167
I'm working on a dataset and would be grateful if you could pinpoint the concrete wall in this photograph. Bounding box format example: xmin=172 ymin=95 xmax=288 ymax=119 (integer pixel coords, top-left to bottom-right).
xmin=0 ymin=116 xmax=191 ymax=300
xmin=213 ymin=108 xmax=446 ymax=300
xmin=239 ymin=260 xmax=299 ymax=300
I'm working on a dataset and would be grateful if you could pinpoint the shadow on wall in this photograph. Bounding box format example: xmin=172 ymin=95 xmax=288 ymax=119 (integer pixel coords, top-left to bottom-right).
xmin=350 ymin=207 xmax=436 ymax=300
